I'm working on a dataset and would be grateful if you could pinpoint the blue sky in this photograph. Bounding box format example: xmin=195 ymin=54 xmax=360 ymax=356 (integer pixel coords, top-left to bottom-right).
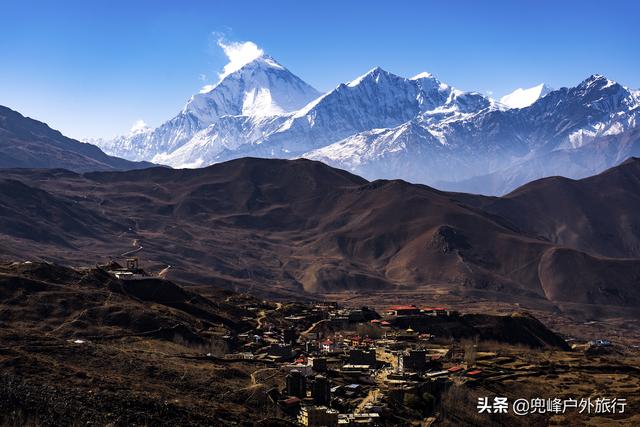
xmin=1 ymin=0 xmax=638 ymax=139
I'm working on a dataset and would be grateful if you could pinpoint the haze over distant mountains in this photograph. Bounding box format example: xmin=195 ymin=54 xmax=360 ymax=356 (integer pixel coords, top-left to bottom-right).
xmin=91 ymin=54 xmax=640 ymax=195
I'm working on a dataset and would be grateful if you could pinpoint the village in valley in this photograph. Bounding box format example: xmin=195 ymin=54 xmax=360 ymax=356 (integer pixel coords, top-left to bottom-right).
xmin=206 ymin=286 xmax=634 ymax=427
xmin=232 ymin=302 xmax=458 ymax=426
xmin=2 ymin=258 xmax=639 ymax=426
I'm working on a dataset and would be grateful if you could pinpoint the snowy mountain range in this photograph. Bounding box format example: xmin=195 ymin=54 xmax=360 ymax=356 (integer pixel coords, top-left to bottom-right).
xmin=93 ymin=54 xmax=640 ymax=195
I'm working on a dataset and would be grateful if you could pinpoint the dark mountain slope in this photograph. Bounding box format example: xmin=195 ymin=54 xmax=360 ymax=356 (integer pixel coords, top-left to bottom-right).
xmin=461 ymin=156 xmax=640 ymax=258
xmin=0 ymin=261 xmax=269 ymax=425
xmin=1 ymin=157 xmax=639 ymax=316
xmin=0 ymin=105 xmax=153 ymax=172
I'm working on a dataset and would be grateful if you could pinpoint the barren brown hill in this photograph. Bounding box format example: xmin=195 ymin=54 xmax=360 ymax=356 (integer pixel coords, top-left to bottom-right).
xmin=460 ymin=156 xmax=640 ymax=258
xmin=1 ymin=157 xmax=639 ymax=317
xmin=0 ymin=261 xmax=284 ymax=425
xmin=0 ymin=262 xmax=577 ymax=426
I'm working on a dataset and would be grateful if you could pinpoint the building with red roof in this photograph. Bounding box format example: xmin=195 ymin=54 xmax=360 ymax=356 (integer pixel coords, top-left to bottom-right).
xmin=386 ymin=305 xmax=421 ymax=316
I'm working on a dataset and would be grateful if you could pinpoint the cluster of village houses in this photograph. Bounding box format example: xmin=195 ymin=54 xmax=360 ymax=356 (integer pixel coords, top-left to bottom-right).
xmin=105 ymin=259 xmax=490 ymax=425
xmin=106 ymin=260 xmax=613 ymax=426
xmin=219 ymin=303 xmax=488 ymax=426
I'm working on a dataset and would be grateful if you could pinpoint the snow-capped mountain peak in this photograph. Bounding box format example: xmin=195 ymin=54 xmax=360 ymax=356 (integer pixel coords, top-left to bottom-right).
xmin=94 ymin=60 xmax=639 ymax=198
xmin=346 ymin=66 xmax=393 ymax=87
xmin=183 ymin=54 xmax=321 ymax=121
xmin=499 ymin=83 xmax=553 ymax=109
xmin=411 ymin=71 xmax=434 ymax=80
xmin=578 ymin=74 xmax=619 ymax=92
xmin=94 ymin=53 xmax=322 ymax=161
xmin=411 ymin=71 xmax=448 ymax=93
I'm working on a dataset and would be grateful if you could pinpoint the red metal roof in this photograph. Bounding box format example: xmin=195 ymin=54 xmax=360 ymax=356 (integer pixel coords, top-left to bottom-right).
xmin=466 ymin=370 xmax=482 ymax=376
xmin=388 ymin=305 xmax=418 ymax=310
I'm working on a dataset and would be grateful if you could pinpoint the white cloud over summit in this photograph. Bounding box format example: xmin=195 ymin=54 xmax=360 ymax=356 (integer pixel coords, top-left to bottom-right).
xmin=217 ymin=39 xmax=264 ymax=80
xmin=199 ymin=38 xmax=265 ymax=93
xmin=129 ymin=119 xmax=149 ymax=134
